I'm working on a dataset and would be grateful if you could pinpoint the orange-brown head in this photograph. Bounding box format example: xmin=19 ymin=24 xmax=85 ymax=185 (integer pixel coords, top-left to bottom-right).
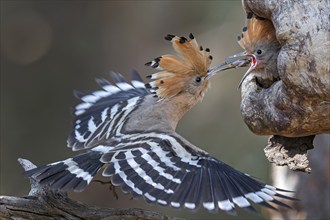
xmin=145 ymin=34 xmax=214 ymax=102
xmin=238 ymin=12 xmax=279 ymax=56
xmin=216 ymin=12 xmax=281 ymax=88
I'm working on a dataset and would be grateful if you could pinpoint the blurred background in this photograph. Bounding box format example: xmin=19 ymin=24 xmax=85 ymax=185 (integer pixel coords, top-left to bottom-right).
xmin=1 ymin=1 xmax=328 ymax=219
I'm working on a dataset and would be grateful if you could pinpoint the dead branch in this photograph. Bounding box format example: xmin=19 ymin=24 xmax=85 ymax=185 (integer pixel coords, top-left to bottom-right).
xmin=0 ymin=158 xmax=182 ymax=220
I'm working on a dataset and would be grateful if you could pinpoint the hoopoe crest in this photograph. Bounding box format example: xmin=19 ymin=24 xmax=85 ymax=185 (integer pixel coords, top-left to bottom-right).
xmin=237 ymin=12 xmax=278 ymax=54
xmin=145 ymin=33 xmax=212 ymax=101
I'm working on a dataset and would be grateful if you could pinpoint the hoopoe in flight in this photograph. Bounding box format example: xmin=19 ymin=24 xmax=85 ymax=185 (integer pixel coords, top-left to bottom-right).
xmin=215 ymin=12 xmax=281 ymax=88
xmin=25 ymin=33 xmax=294 ymax=215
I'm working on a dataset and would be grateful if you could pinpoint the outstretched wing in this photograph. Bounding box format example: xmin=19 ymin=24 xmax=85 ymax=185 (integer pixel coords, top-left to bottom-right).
xmin=67 ymin=70 xmax=150 ymax=151
xmin=100 ymin=131 xmax=295 ymax=214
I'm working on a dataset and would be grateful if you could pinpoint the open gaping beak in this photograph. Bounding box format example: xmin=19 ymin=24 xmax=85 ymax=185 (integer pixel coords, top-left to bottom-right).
xmin=231 ymin=52 xmax=257 ymax=88
xmin=206 ymin=51 xmax=257 ymax=88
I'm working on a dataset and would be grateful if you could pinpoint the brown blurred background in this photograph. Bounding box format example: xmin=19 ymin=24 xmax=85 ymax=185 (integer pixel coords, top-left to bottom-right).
xmin=1 ymin=1 xmax=293 ymax=219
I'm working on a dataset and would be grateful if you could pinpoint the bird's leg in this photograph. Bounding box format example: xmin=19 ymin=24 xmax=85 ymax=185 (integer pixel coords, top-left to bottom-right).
xmin=93 ymin=179 xmax=119 ymax=200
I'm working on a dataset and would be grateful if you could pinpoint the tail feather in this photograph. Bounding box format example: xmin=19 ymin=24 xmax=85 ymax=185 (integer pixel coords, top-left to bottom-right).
xmin=24 ymin=151 xmax=104 ymax=192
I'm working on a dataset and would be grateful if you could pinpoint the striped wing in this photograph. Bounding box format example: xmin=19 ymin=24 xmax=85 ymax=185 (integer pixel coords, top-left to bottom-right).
xmin=100 ymin=132 xmax=294 ymax=214
xmin=24 ymin=149 xmax=105 ymax=192
xmin=67 ymin=70 xmax=150 ymax=151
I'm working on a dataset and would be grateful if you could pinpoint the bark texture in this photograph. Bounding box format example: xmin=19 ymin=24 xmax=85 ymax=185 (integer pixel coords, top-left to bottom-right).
xmin=264 ymin=135 xmax=315 ymax=173
xmin=268 ymin=135 xmax=330 ymax=220
xmin=241 ymin=0 xmax=329 ymax=137
xmin=0 ymin=159 xmax=182 ymax=220
xmin=238 ymin=1 xmax=330 ymax=218
xmin=240 ymin=0 xmax=329 ymax=172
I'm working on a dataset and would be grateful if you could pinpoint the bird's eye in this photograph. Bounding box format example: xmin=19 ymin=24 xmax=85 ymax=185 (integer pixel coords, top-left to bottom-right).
xmin=195 ymin=76 xmax=202 ymax=83
xmin=256 ymin=49 xmax=263 ymax=55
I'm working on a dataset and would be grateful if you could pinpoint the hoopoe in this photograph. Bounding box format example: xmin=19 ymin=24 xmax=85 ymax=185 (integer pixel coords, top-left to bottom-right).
xmin=214 ymin=12 xmax=281 ymax=88
xmin=24 ymin=33 xmax=294 ymax=214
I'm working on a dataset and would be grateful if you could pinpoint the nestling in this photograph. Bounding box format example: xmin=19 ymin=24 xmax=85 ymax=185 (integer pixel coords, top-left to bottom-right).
xmin=214 ymin=12 xmax=281 ymax=88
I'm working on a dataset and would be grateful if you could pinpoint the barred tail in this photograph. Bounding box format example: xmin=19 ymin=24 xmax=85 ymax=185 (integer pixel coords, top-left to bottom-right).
xmin=24 ymin=151 xmax=104 ymax=192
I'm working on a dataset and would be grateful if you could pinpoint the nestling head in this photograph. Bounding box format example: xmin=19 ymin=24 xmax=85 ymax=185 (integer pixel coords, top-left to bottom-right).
xmin=214 ymin=12 xmax=281 ymax=88
xmin=240 ymin=18 xmax=280 ymax=68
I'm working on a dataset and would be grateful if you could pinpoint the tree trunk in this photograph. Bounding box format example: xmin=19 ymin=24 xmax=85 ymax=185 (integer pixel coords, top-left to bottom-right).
xmin=240 ymin=0 xmax=330 ymax=171
xmin=241 ymin=0 xmax=329 ymax=137
xmin=268 ymin=135 xmax=330 ymax=220
xmin=240 ymin=1 xmax=330 ymax=219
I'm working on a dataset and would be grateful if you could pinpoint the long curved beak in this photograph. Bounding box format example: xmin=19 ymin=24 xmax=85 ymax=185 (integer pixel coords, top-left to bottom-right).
xmin=225 ymin=51 xmax=248 ymax=60
xmin=205 ymin=51 xmax=251 ymax=80
xmin=205 ymin=62 xmax=234 ymax=80
xmin=206 ymin=51 xmax=257 ymax=88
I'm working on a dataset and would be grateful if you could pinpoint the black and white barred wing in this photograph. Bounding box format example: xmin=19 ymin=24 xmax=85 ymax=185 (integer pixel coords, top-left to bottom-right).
xmin=100 ymin=132 xmax=295 ymax=214
xmin=68 ymin=70 xmax=150 ymax=151
xmin=24 ymin=149 xmax=105 ymax=192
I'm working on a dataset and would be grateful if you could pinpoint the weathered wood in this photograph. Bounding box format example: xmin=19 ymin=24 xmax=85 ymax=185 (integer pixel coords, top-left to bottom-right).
xmin=0 ymin=159 xmax=182 ymax=220
xmin=268 ymin=135 xmax=330 ymax=220
xmin=241 ymin=0 xmax=329 ymax=137
xmin=264 ymin=135 xmax=315 ymax=173
xmin=238 ymin=1 xmax=330 ymax=219
xmin=240 ymin=0 xmax=329 ymax=172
